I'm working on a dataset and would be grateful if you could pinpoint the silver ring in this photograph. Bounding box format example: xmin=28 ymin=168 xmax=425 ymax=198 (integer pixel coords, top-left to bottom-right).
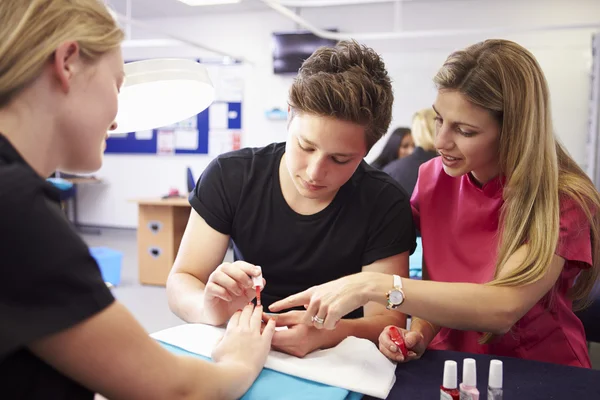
xmin=312 ymin=316 xmax=325 ymax=324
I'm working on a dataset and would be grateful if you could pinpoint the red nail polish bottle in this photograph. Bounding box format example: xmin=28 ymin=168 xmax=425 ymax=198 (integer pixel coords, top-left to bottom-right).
xmin=252 ymin=266 xmax=263 ymax=306
xmin=389 ymin=326 xmax=408 ymax=357
xmin=440 ymin=360 xmax=460 ymax=399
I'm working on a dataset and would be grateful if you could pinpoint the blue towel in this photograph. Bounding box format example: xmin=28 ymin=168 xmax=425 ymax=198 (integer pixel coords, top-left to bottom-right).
xmin=160 ymin=342 xmax=363 ymax=400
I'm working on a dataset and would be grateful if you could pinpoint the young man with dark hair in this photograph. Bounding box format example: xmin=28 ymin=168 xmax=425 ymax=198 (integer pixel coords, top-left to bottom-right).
xmin=166 ymin=40 xmax=416 ymax=357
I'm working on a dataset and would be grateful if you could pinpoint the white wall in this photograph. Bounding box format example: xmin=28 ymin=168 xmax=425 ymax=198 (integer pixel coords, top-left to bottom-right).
xmin=79 ymin=0 xmax=600 ymax=228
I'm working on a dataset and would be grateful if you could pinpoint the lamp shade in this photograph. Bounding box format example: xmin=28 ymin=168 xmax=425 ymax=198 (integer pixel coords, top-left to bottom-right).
xmin=112 ymin=59 xmax=215 ymax=134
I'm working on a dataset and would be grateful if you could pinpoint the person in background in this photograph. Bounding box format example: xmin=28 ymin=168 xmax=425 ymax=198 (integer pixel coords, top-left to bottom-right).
xmin=370 ymin=126 xmax=414 ymax=170
xmin=167 ymin=40 xmax=415 ymax=358
xmin=0 ymin=1 xmax=275 ymax=399
xmin=269 ymin=39 xmax=600 ymax=368
xmin=383 ymin=108 xmax=438 ymax=196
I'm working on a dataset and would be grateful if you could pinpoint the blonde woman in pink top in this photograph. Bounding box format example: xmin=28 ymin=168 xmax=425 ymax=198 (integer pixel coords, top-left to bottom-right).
xmin=270 ymin=39 xmax=600 ymax=368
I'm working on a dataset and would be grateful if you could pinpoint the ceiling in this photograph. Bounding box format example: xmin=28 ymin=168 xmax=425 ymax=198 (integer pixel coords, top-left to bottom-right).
xmin=106 ymin=0 xmax=460 ymax=19
xmin=107 ymin=0 xmax=268 ymax=19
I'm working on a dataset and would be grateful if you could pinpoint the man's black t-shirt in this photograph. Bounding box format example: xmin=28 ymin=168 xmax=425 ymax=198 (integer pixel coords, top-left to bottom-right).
xmin=190 ymin=143 xmax=416 ymax=318
xmin=0 ymin=134 xmax=115 ymax=399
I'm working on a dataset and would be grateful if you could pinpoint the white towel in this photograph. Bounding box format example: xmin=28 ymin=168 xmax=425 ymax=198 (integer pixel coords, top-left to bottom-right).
xmin=151 ymin=323 xmax=397 ymax=399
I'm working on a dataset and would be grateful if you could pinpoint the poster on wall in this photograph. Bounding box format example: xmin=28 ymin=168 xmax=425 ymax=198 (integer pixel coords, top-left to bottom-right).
xmin=586 ymin=33 xmax=600 ymax=188
xmin=157 ymin=129 xmax=175 ymax=155
xmin=209 ymin=129 xmax=242 ymax=157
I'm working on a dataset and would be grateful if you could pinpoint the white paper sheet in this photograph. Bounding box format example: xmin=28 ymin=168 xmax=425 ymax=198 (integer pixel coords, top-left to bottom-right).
xmin=208 ymin=129 xmax=233 ymax=156
xmin=135 ymin=130 xmax=153 ymax=140
xmin=209 ymin=103 xmax=229 ymax=130
xmin=174 ymin=129 xmax=199 ymax=150
xmin=156 ymin=129 xmax=174 ymax=155
xmin=150 ymin=323 xmax=396 ymax=399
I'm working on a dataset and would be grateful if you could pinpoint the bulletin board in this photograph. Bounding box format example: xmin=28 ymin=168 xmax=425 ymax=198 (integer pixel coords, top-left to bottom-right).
xmin=104 ymin=101 xmax=241 ymax=155
xmin=105 ymin=61 xmax=244 ymax=156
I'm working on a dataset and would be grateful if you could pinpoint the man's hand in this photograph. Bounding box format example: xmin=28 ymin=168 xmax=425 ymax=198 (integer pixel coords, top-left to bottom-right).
xmin=265 ymin=311 xmax=332 ymax=358
xmin=203 ymin=261 xmax=265 ymax=318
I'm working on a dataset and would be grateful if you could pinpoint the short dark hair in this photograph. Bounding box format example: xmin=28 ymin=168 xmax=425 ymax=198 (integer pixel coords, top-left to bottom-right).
xmin=288 ymin=40 xmax=394 ymax=151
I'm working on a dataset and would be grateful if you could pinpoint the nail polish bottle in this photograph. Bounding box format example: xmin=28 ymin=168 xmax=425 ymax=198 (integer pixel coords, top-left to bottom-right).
xmin=252 ymin=266 xmax=263 ymax=288
xmin=441 ymin=360 xmax=460 ymax=400
xmin=459 ymin=358 xmax=479 ymax=400
xmin=252 ymin=266 xmax=263 ymax=306
xmin=487 ymin=360 xmax=503 ymax=400
xmin=388 ymin=326 xmax=408 ymax=357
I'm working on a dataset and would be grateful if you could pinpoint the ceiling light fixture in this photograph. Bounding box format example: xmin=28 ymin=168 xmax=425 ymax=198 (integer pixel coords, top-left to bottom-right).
xmin=176 ymin=0 xmax=243 ymax=6
xmin=112 ymin=58 xmax=215 ymax=134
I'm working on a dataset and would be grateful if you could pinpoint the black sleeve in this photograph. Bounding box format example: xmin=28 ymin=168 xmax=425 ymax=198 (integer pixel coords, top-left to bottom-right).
xmin=383 ymin=163 xmax=403 ymax=186
xmin=362 ymin=184 xmax=416 ymax=266
xmin=0 ymin=177 xmax=114 ymax=358
xmin=383 ymin=160 xmax=410 ymax=192
xmin=188 ymin=156 xmax=242 ymax=235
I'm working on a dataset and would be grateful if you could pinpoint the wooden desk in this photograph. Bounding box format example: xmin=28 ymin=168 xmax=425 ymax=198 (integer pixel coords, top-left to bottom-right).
xmin=64 ymin=176 xmax=101 ymax=185
xmin=131 ymin=197 xmax=191 ymax=286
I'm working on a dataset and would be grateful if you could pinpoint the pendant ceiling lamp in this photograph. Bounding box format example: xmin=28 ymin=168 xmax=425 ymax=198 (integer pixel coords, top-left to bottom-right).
xmin=112 ymin=58 xmax=215 ymax=134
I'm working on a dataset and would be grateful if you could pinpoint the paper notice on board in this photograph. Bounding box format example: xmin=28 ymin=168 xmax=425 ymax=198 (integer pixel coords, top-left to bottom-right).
xmin=157 ymin=130 xmax=175 ymax=155
xmin=216 ymin=66 xmax=245 ymax=102
xmin=135 ymin=130 xmax=154 ymax=140
xmin=209 ymin=103 xmax=228 ymax=130
xmin=209 ymin=129 xmax=232 ymax=157
xmin=175 ymin=129 xmax=199 ymax=151
xmin=208 ymin=130 xmax=242 ymax=156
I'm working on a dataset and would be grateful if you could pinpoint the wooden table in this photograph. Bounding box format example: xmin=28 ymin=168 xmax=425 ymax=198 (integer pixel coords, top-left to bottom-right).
xmin=130 ymin=197 xmax=191 ymax=286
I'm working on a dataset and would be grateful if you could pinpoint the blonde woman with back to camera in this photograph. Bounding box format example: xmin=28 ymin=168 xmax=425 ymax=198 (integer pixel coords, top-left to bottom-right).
xmin=0 ymin=1 xmax=275 ymax=399
xmin=270 ymin=39 xmax=600 ymax=368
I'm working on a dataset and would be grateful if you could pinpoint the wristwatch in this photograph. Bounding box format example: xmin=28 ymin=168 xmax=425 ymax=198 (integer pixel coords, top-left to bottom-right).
xmin=386 ymin=274 xmax=405 ymax=310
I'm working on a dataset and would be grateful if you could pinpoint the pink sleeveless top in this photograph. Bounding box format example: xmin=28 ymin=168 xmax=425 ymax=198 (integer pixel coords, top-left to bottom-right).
xmin=412 ymin=157 xmax=592 ymax=367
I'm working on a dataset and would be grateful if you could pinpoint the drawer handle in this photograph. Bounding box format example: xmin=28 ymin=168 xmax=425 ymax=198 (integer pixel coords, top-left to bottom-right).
xmin=148 ymin=221 xmax=162 ymax=233
xmin=148 ymin=247 xmax=162 ymax=258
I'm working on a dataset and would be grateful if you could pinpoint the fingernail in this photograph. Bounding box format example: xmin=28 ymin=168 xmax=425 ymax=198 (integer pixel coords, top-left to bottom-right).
xmin=390 ymin=345 xmax=397 ymax=352
xmin=237 ymin=309 xmax=243 ymax=312
xmin=254 ymin=268 xmax=261 ymax=275
xmin=248 ymin=302 xmax=253 ymax=305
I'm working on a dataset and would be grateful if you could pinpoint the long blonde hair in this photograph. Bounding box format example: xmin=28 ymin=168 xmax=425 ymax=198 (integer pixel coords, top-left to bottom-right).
xmin=0 ymin=0 xmax=124 ymax=107
xmin=411 ymin=108 xmax=436 ymax=152
xmin=434 ymin=39 xmax=600 ymax=343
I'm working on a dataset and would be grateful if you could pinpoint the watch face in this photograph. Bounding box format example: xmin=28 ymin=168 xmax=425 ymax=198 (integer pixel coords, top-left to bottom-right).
xmin=389 ymin=290 xmax=404 ymax=305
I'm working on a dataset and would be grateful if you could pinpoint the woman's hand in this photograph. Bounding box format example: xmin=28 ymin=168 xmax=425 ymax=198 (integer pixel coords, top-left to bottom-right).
xmin=378 ymin=326 xmax=427 ymax=363
xmin=212 ymin=304 xmax=276 ymax=377
xmin=269 ymin=272 xmax=380 ymax=330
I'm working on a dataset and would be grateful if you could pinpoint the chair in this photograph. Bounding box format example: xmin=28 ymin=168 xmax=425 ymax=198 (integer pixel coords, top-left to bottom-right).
xmin=187 ymin=166 xmax=196 ymax=193
xmin=47 ymin=177 xmax=76 ymax=218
